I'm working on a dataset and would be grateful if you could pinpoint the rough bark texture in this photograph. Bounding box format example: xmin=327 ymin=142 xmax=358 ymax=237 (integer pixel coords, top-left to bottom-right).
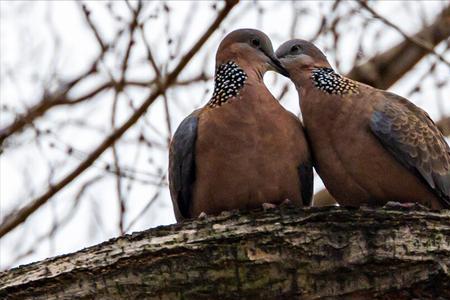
xmin=1 ymin=206 xmax=449 ymax=299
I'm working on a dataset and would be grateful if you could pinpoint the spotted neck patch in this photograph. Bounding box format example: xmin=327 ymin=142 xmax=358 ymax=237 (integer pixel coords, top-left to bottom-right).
xmin=207 ymin=61 xmax=248 ymax=108
xmin=311 ymin=67 xmax=359 ymax=95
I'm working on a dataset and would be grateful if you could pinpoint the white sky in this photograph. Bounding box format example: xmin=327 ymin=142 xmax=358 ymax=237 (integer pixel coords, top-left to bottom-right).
xmin=0 ymin=1 xmax=449 ymax=269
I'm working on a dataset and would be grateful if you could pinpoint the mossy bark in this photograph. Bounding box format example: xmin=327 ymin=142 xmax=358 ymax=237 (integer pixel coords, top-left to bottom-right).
xmin=1 ymin=206 xmax=449 ymax=299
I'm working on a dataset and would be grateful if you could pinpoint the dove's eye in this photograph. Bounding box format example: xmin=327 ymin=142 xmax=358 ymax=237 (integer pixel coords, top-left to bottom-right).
xmin=251 ymin=38 xmax=261 ymax=48
xmin=290 ymin=45 xmax=301 ymax=53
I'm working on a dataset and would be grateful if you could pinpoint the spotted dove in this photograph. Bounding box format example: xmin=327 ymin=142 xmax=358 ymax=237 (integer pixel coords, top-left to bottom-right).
xmin=168 ymin=29 xmax=313 ymax=221
xmin=276 ymin=39 xmax=450 ymax=209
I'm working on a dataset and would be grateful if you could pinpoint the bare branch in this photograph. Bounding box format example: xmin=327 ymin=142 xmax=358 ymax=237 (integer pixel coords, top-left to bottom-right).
xmin=78 ymin=2 xmax=108 ymax=53
xmin=0 ymin=65 xmax=100 ymax=146
xmin=1 ymin=207 xmax=449 ymax=298
xmin=124 ymin=174 xmax=166 ymax=233
xmin=350 ymin=4 xmax=450 ymax=88
xmin=5 ymin=175 xmax=104 ymax=270
xmin=0 ymin=75 xmax=210 ymax=149
xmin=138 ymin=19 xmax=172 ymax=140
xmin=358 ymin=2 xmax=450 ymax=67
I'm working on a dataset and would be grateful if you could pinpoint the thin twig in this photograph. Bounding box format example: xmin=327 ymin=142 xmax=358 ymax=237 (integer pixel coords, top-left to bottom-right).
xmin=111 ymin=1 xmax=142 ymax=235
xmin=124 ymin=174 xmax=166 ymax=233
xmin=79 ymin=2 xmax=108 ymax=52
xmin=5 ymin=175 xmax=104 ymax=270
xmin=139 ymin=21 xmax=172 ymax=140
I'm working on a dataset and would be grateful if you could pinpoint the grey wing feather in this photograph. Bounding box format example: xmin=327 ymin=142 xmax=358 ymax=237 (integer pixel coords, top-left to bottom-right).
xmin=370 ymin=92 xmax=450 ymax=207
xmin=169 ymin=110 xmax=200 ymax=221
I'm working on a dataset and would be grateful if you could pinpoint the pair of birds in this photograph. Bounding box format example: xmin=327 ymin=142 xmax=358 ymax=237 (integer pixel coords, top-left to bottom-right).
xmin=169 ymin=28 xmax=450 ymax=221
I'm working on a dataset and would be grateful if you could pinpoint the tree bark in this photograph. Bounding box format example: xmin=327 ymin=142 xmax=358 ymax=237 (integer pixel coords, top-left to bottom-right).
xmin=1 ymin=206 xmax=449 ymax=299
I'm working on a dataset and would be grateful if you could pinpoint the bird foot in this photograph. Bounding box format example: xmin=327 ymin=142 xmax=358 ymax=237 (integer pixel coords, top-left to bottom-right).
xmin=383 ymin=201 xmax=430 ymax=211
xmin=262 ymin=203 xmax=277 ymax=211
xmin=198 ymin=211 xmax=208 ymax=219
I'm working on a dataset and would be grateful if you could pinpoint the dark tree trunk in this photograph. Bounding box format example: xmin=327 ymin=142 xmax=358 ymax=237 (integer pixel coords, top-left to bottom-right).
xmin=1 ymin=206 xmax=449 ymax=299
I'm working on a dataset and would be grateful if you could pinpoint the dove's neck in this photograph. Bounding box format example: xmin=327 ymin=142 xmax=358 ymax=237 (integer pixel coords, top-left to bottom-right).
xmin=207 ymin=61 xmax=248 ymax=108
xmin=207 ymin=60 xmax=270 ymax=108
xmin=294 ymin=68 xmax=344 ymax=127
xmin=309 ymin=67 xmax=359 ymax=96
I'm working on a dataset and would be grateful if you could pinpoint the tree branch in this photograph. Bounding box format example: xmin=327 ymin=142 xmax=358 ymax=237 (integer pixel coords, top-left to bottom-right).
xmin=1 ymin=206 xmax=449 ymax=299
xmin=0 ymin=0 xmax=239 ymax=239
xmin=0 ymin=73 xmax=211 ymax=149
xmin=348 ymin=4 xmax=450 ymax=89
xmin=0 ymin=64 xmax=101 ymax=147
xmin=358 ymin=2 xmax=450 ymax=69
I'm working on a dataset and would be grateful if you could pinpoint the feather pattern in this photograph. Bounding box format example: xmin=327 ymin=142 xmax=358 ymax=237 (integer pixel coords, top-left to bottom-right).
xmin=370 ymin=92 xmax=450 ymax=207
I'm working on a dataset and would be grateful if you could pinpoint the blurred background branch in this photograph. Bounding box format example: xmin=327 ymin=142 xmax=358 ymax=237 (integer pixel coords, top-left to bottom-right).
xmin=358 ymin=2 xmax=450 ymax=67
xmin=348 ymin=4 xmax=450 ymax=89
